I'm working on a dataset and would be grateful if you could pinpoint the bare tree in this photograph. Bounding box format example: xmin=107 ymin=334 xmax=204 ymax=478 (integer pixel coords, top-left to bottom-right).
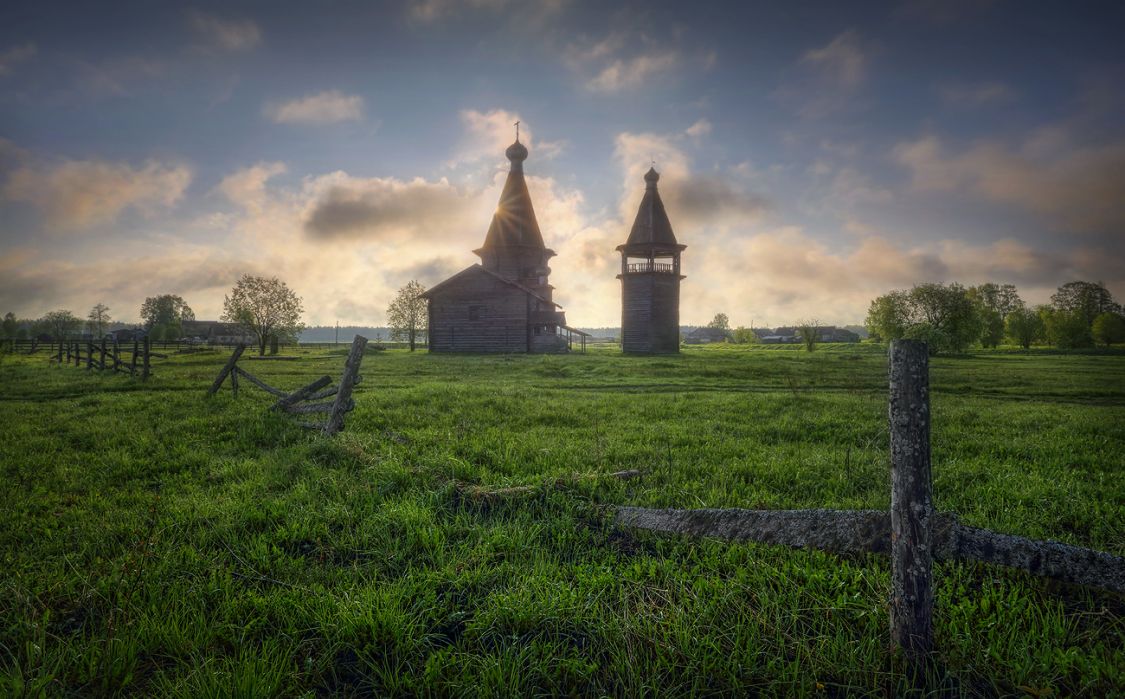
xmin=222 ymin=275 xmax=304 ymax=356
xmin=40 ymin=309 xmax=82 ymax=341
xmin=387 ymin=280 xmax=428 ymax=352
xmin=797 ymin=320 xmax=820 ymax=352
xmin=87 ymin=303 xmax=111 ymax=337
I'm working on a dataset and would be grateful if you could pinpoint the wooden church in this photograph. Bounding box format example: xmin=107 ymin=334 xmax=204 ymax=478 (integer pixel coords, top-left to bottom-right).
xmin=618 ymin=167 xmax=686 ymax=353
xmin=422 ymin=137 xmax=587 ymax=353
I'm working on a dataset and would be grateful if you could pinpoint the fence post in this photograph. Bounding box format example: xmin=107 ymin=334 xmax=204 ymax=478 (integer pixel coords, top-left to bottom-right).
xmin=207 ymin=344 xmax=245 ymax=396
xmin=99 ymin=338 xmax=106 ymax=370
xmin=113 ymin=340 xmax=120 ymax=370
xmin=131 ymin=339 xmax=138 ymax=375
xmin=324 ymin=335 xmax=367 ymax=435
xmin=86 ymin=341 xmax=94 ymax=370
xmin=142 ymin=336 xmax=151 ymax=381
xmin=888 ymin=339 xmax=934 ymax=661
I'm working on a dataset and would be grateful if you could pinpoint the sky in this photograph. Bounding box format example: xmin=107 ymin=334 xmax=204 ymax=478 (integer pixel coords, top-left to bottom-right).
xmin=1 ymin=0 xmax=1123 ymax=328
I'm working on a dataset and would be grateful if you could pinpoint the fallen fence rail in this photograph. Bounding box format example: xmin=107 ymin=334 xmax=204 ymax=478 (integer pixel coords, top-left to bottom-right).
xmin=612 ymin=507 xmax=1124 ymax=593
xmin=207 ymin=335 xmax=367 ymax=436
xmin=611 ymin=339 xmax=1124 ymax=667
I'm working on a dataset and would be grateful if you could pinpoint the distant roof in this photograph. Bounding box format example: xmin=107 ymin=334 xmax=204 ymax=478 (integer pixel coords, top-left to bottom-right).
xmin=619 ymin=167 xmax=685 ymax=254
xmin=420 ymin=264 xmax=561 ymax=308
xmin=477 ymin=139 xmax=547 ymax=252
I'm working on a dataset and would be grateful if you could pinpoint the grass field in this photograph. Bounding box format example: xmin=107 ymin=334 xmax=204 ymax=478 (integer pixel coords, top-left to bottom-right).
xmin=1 ymin=343 xmax=1122 ymax=696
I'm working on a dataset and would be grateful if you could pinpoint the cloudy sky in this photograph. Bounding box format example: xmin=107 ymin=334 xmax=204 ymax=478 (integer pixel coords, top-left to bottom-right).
xmin=1 ymin=0 xmax=1123 ymax=328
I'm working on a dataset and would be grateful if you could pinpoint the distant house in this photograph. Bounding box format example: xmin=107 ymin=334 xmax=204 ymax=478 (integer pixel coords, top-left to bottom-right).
xmin=684 ymin=327 xmax=731 ymax=344
xmin=769 ymin=326 xmax=860 ymax=343
xmin=181 ymin=320 xmax=256 ymax=345
xmin=108 ymin=328 xmax=145 ymax=343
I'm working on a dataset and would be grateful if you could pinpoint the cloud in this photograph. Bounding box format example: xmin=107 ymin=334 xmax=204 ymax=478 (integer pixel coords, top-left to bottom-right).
xmin=614 ymin=131 xmax=769 ymax=231
xmin=893 ymin=133 xmax=1125 ymax=233
xmin=187 ymin=10 xmax=262 ymax=52
xmin=801 ymin=30 xmax=867 ymax=89
xmin=586 ymin=51 xmax=679 ymax=92
xmin=0 ymin=42 xmax=36 ymax=76
xmin=265 ymin=90 xmax=364 ymax=125
xmin=302 ymin=173 xmax=480 ymax=241
xmin=938 ymin=81 xmax=1015 ymax=106
xmin=74 ymin=56 xmax=164 ymax=98
xmin=219 ymin=162 xmax=287 ymax=214
xmin=4 ymin=157 xmax=192 ymax=229
xmin=449 ymin=108 xmax=564 ymax=166
xmin=778 ymin=30 xmax=871 ymax=118
xmin=406 ymin=0 xmax=565 ymax=25
xmin=685 ymin=118 xmax=712 ymax=139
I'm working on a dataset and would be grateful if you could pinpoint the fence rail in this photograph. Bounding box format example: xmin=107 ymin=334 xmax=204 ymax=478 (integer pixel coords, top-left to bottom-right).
xmin=207 ymin=335 xmax=368 ymax=435
xmin=614 ymin=339 xmax=1125 ymax=665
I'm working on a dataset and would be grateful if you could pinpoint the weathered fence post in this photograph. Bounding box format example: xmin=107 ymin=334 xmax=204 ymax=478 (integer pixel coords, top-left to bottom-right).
xmin=99 ymin=338 xmax=106 ymax=370
xmin=113 ymin=340 xmax=121 ymax=370
xmin=131 ymin=339 xmax=138 ymax=375
xmin=142 ymin=336 xmax=151 ymax=381
xmin=888 ymin=339 xmax=934 ymax=660
xmin=207 ymin=344 xmax=245 ymax=396
xmin=324 ymin=334 xmax=367 ymax=435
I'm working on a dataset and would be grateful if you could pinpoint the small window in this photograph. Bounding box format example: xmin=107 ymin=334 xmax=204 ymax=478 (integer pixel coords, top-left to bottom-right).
xmin=468 ymin=305 xmax=483 ymax=321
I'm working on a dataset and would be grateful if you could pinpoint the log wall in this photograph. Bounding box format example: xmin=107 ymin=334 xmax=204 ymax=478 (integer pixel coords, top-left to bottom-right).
xmin=621 ymin=272 xmax=681 ymax=354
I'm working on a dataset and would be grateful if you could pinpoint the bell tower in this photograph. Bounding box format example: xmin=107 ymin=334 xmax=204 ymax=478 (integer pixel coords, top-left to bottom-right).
xmin=617 ymin=167 xmax=685 ymax=354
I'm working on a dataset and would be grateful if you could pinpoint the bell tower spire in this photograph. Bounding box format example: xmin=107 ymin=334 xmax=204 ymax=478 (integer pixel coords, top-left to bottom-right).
xmin=617 ymin=166 xmax=686 ymax=354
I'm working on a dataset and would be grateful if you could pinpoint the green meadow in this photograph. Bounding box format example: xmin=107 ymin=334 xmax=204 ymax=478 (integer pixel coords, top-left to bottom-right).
xmin=1 ymin=343 xmax=1122 ymax=696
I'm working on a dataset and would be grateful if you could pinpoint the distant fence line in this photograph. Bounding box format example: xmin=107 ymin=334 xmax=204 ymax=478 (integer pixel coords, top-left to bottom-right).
xmin=46 ymin=336 xmax=160 ymax=380
xmin=3 ymin=338 xmax=423 ymax=353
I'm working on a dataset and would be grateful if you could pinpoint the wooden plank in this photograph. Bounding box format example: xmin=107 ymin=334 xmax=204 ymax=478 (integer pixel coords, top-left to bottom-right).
xmin=613 ymin=507 xmax=1124 ymax=594
xmin=235 ymin=367 xmax=290 ymax=398
xmin=324 ymin=335 xmax=367 ymax=435
xmin=142 ymin=336 xmax=151 ymax=380
xmin=305 ymin=385 xmax=339 ymax=401
xmin=954 ymin=524 xmax=1125 ymax=594
xmin=207 ymin=344 xmax=245 ymax=396
xmin=888 ymin=339 xmax=934 ymax=659
xmin=286 ymin=398 xmax=352 ymax=414
xmin=271 ymin=375 xmax=332 ymax=410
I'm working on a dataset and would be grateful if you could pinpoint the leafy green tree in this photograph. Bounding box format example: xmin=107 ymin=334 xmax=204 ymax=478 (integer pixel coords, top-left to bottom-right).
xmin=865 ymin=290 xmax=911 ymax=342
xmin=731 ymin=327 xmax=759 ymax=344
xmin=1092 ymin=312 xmax=1125 ymax=347
xmin=1040 ymin=307 xmax=1092 ymax=349
xmin=797 ymin=321 xmax=819 ymax=352
xmin=140 ymin=294 xmax=195 ymax=339
xmin=968 ymin=283 xmax=1022 ymax=348
xmin=40 ymin=309 xmax=82 ymax=340
xmin=1051 ymin=281 xmax=1121 ymax=328
xmin=386 ymin=280 xmax=428 ymax=352
xmin=86 ymin=303 xmax=111 ymax=337
xmin=222 ymin=275 xmax=304 ymax=356
xmin=1004 ymin=307 xmax=1043 ymax=349
xmin=707 ymin=313 xmax=730 ymax=331
xmin=866 ymin=283 xmax=980 ymax=354
xmin=2 ymin=312 xmax=16 ymax=338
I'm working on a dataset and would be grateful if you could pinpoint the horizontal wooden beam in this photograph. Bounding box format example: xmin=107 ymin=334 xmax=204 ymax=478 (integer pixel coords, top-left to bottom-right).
xmin=613 ymin=507 xmax=1123 ymax=593
xmin=234 ymin=367 xmax=289 ymax=398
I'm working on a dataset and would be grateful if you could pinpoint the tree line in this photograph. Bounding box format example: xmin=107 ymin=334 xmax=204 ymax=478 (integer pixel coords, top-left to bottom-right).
xmin=3 ymin=275 xmax=305 ymax=357
xmin=865 ymin=280 xmax=1124 ymax=354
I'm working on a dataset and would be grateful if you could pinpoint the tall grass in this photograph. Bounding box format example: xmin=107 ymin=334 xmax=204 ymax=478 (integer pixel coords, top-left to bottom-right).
xmin=0 ymin=344 xmax=1122 ymax=695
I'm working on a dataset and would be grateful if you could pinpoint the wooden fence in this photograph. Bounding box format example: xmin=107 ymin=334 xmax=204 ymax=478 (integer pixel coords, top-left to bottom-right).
xmin=207 ymin=335 xmax=368 ymax=436
xmin=47 ymin=336 xmax=160 ymax=380
xmin=613 ymin=339 xmax=1124 ymax=664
